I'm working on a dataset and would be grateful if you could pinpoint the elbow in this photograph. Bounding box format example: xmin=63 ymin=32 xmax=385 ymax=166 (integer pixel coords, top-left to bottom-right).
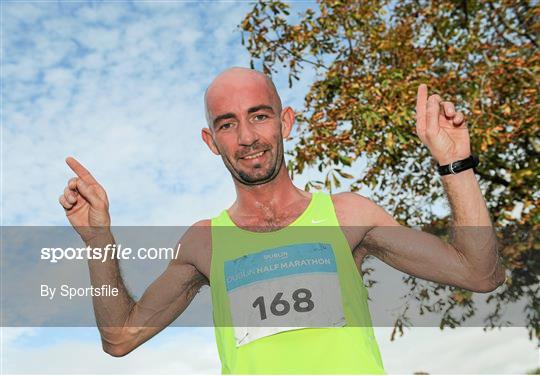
xmin=468 ymin=281 xmax=500 ymax=293
xmin=103 ymin=342 xmax=133 ymax=357
xmin=467 ymin=265 xmax=507 ymax=293
xmin=100 ymin=328 xmax=139 ymax=357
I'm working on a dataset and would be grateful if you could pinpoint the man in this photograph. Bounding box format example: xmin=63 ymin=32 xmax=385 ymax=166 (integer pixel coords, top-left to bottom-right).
xmin=59 ymin=67 xmax=505 ymax=374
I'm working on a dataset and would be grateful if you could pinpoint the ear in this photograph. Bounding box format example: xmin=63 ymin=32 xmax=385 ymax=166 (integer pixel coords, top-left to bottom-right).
xmin=280 ymin=106 xmax=295 ymax=139
xmin=201 ymin=128 xmax=220 ymax=155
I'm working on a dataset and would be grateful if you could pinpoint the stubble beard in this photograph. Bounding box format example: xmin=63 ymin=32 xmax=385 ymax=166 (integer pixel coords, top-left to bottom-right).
xmin=222 ymin=138 xmax=284 ymax=186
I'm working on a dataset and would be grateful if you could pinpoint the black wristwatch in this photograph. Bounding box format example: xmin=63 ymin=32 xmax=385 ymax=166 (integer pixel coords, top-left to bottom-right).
xmin=437 ymin=155 xmax=479 ymax=176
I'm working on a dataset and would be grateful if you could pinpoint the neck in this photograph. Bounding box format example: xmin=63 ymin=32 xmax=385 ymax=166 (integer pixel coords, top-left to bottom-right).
xmin=230 ymin=161 xmax=307 ymax=217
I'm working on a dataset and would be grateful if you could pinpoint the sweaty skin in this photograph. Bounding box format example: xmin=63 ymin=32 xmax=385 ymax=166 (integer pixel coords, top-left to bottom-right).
xmin=60 ymin=67 xmax=506 ymax=357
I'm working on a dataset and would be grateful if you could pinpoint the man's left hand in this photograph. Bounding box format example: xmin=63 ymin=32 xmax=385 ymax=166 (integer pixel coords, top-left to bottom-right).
xmin=415 ymin=84 xmax=471 ymax=166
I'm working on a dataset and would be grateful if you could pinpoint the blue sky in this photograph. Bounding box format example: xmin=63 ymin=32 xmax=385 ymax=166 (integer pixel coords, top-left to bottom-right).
xmin=1 ymin=1 xmax=537 ymax=374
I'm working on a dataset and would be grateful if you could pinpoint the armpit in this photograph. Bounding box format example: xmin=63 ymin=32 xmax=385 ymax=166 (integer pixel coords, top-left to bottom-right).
xmin=184 ymin=270 xmax=210 ymax=301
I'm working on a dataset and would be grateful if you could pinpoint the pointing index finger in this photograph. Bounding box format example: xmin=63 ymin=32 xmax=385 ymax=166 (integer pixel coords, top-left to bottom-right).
xmin=65 ymin=157 xmax=98 ymax=184
xmin=416 ymin=84 xmax=428 ymax=132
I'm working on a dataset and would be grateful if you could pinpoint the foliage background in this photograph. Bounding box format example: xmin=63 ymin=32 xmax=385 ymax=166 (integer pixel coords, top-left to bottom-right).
xmin=240 ymin=0 xmax=539 ymax=340
xmin=2 ymin=1 xmax=537 ymax=373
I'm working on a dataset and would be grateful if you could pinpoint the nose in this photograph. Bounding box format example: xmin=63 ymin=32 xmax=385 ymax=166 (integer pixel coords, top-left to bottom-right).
xmin=237 ymin=119 xmax=259 ymax=146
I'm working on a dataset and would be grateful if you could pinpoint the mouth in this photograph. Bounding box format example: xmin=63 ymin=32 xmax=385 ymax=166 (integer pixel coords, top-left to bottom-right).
xmin=240 ymin=150 xmax=267 ymax=162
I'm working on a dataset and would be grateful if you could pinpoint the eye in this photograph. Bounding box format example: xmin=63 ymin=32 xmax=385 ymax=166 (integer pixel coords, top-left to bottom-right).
xmin=219 ymin=123 xmax=232 ymax=130
xmin=254 ymin=114 xmax=268 ymax=121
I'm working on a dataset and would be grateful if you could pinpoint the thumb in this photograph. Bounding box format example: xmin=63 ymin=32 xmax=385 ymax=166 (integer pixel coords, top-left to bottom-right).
xmin=76 ymin=179 xmax=103 ymax=208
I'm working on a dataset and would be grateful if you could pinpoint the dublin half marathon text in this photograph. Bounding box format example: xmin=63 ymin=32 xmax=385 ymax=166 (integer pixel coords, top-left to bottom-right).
xmin=227 ymin=257 xmax=332 ymax=284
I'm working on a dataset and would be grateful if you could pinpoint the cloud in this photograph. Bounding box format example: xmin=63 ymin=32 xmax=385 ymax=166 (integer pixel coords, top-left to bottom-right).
xmin=2 ymin=2 xmax=536 ymax=375
xmin=376 ymin=326 xmax=538 ymax=374
xmin=2 ymin=1 xmax=254 ymax=226
xmin=3 ymin=327 xmax=220 ymax=374
xmin=3 ymin=326 xmax=537 ymax=374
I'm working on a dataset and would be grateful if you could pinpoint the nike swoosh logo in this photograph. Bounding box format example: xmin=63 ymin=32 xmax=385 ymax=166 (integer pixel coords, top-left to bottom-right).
xmin=311 ymin=219 xmax=327 ymax=224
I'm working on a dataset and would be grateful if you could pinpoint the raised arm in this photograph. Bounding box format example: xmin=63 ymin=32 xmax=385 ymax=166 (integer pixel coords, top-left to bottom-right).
xmin=60 ymin=157 xmax=210 ymax=356
xmin=335 ymin=85 xmax=506 ymax=293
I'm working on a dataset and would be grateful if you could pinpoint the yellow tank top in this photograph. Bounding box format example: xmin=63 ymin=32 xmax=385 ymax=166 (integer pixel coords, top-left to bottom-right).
xmin=210 ymin=191 xmax=386 ymax=374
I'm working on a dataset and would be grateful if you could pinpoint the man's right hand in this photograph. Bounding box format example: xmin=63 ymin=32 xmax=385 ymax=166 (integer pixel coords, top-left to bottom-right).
xmin=60 ymin=157 xmax=111 ymax=243
xmin=59 ymin=157 xmax=209 ymax=356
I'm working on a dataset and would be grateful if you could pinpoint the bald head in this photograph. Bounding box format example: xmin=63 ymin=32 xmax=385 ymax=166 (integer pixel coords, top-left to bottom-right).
xmin=204 ymin=67 xmax=282 ymax=127
xmin=200 ymin=67 xmax=296 ymax=186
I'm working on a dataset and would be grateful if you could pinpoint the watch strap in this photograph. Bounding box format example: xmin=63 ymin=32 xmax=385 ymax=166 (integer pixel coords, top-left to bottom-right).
xmin=437 ymin=155 xmax=479 ymax=175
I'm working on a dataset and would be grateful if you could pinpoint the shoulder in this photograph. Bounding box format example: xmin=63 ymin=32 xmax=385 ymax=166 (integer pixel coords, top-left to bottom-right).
xmin=182 ymin=219 xmax=212 ymax=249
xmin=330 ymin=192 xmax=399 ymax=227
xmin=173 ymin=219 xmax=212 ymax=265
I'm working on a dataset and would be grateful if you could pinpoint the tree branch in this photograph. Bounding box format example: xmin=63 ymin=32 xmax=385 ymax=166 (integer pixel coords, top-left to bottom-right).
xmin=488 ymin=3 xmax=538 ymax=48
xmin=475 ymin=169 xmax=510 ymax=187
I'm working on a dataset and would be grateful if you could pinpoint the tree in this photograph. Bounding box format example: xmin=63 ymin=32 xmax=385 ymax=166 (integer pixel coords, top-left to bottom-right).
xmin=240 ymin=0 xmax=539 ymax=340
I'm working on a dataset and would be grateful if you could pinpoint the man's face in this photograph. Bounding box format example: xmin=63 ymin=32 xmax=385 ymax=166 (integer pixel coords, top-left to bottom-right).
xmin=204 ymin=77 xmax=286 ymax=185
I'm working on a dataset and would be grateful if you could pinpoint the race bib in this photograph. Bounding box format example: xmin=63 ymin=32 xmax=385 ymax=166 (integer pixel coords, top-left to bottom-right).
xmin=224 ymin=243 xmax=346 ymax=347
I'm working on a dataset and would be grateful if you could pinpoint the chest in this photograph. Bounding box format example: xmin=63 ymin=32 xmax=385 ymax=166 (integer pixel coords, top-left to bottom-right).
xmin=241 ymin=215 xmax=294 ymax=229
xmin=231 ymin=205 xmax=309 ymax=231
